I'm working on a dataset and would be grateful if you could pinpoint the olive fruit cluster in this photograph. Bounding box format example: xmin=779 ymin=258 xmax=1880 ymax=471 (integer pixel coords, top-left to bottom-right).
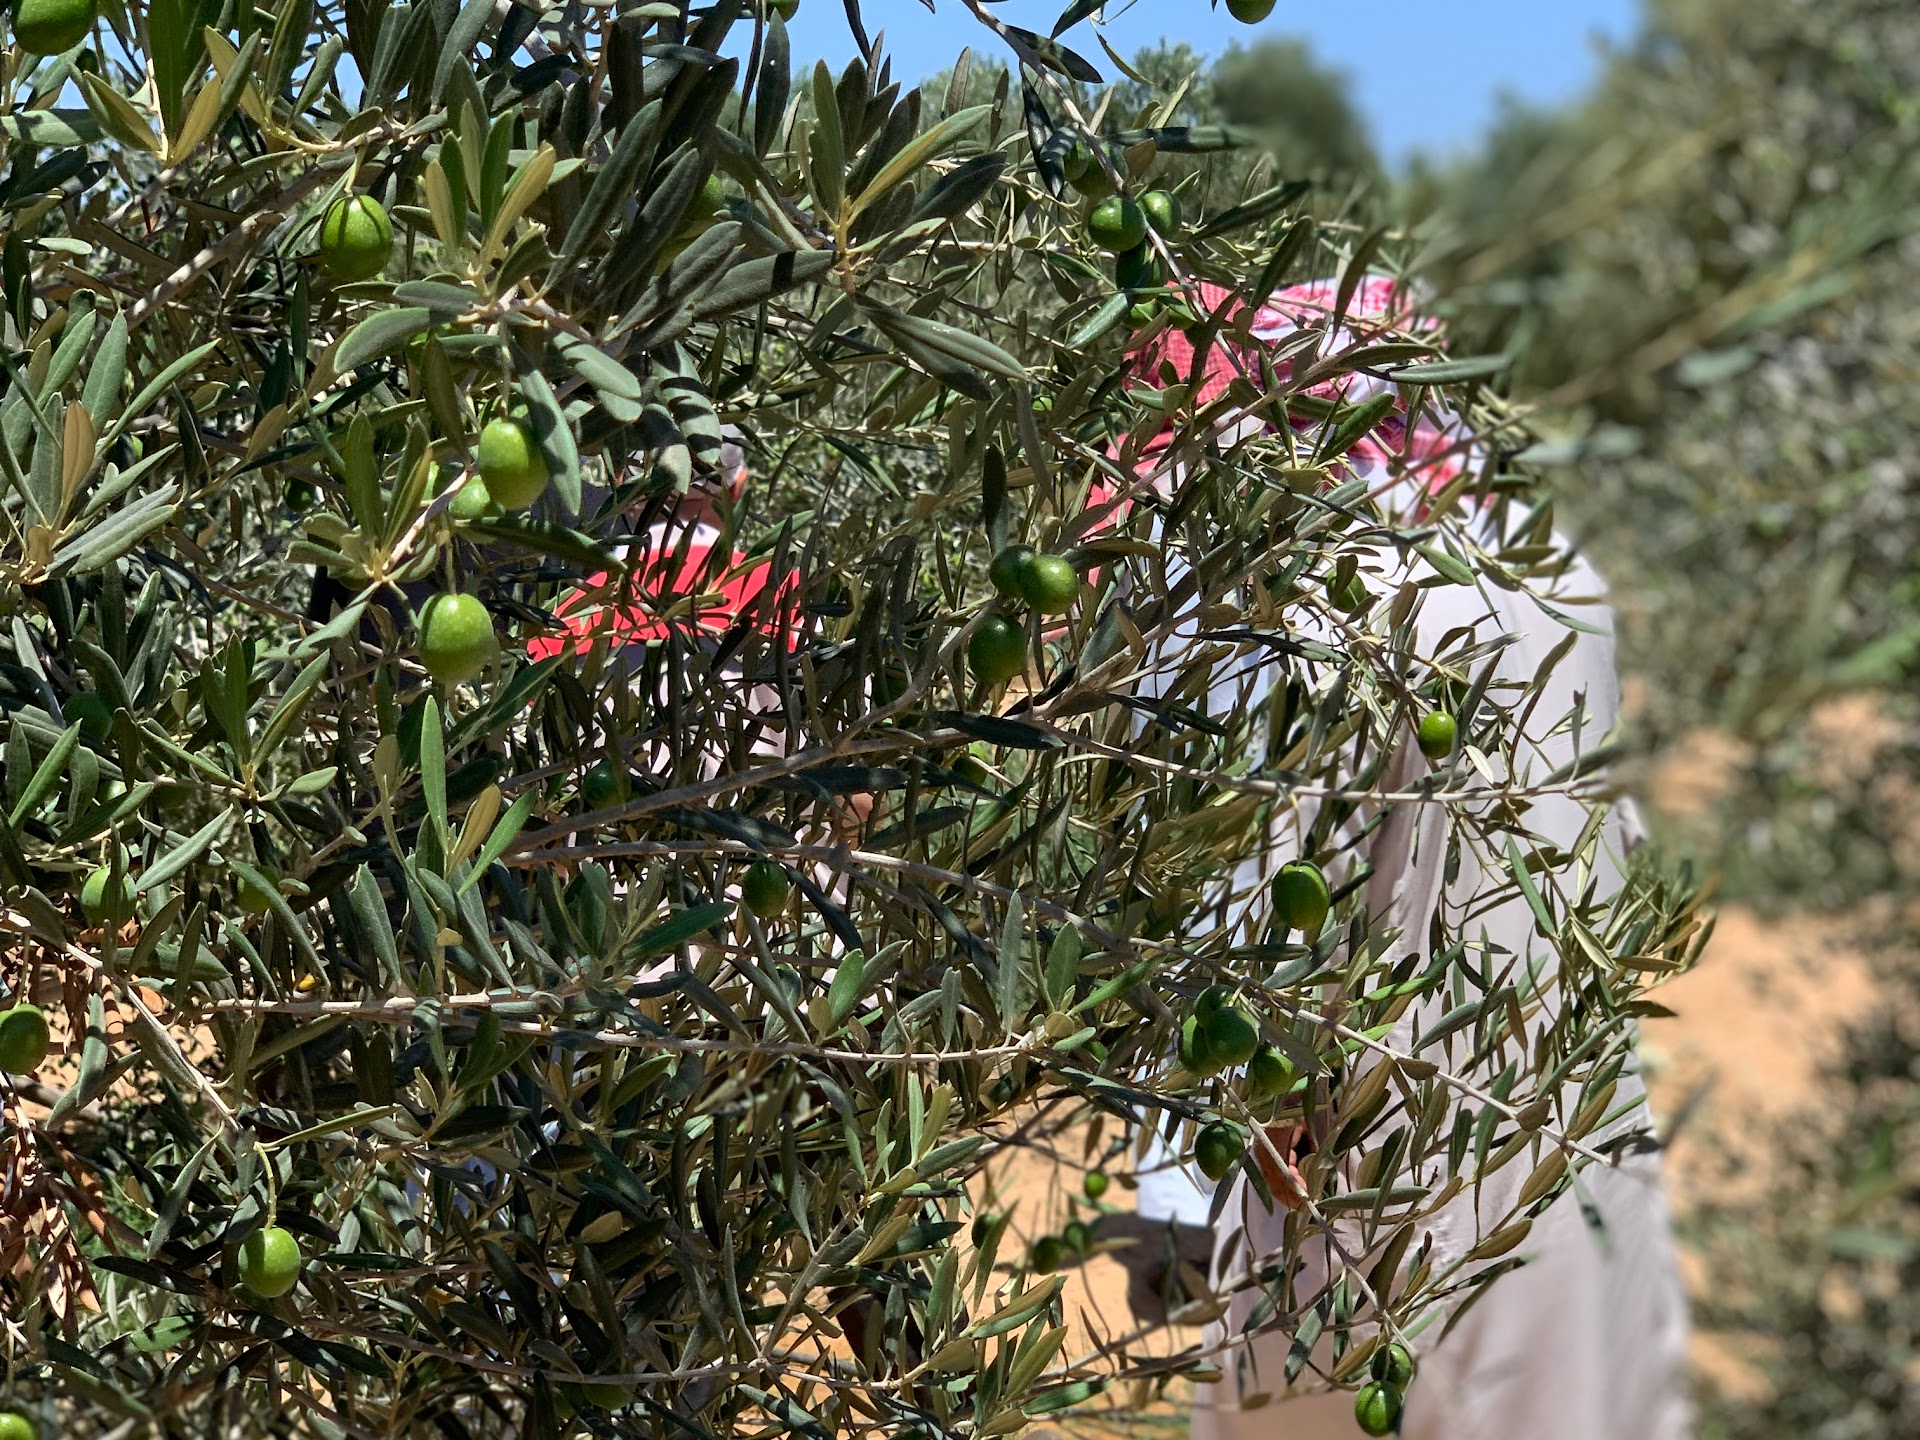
xmin=1027 ymin=1213 xmax=1094 ymax=1274
xmin=422 ymin=403 xmax=551 ymax=685
xmin=1060 ymin=131 xmax=1187 ymax=319
xmin=1179 ymin=985 xmax=1258 ymax=1077
xmin=1011 ymin=1165 xmax=1118 ymax=1275
xmin=969 ymin=544 xmax=1084 ymax=687
xmin=1104 ymin=190 xmax=1182 ymax=311
xmin=1354 ymin=1341 xmax=1417 ymax=1434
xmin=989 ymin=544 xmax=1080 ymax=615
xmin=1178 ymin=986 xmax=1307 ymax=1183
xmin=1176 ymin=857 xmax=1335 ymax=1184
xmin=307 ymin=203 xmax=555 ymax=690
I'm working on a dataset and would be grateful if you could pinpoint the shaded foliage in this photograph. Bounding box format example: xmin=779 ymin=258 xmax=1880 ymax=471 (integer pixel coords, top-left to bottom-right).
xmin=1119 ymin=39 xmax=1379 ymax=184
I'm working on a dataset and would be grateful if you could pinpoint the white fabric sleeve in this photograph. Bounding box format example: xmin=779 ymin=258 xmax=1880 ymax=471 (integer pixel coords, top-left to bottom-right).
xmin=1135 ymin=1126 xmax=1219 ymax=1227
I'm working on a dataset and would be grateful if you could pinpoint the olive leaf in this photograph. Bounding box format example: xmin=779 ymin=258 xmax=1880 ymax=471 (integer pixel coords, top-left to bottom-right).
xmin=333 ymin=307 xmax=435 ymax=372
xmin=847 ymin=104 xmax=989 ymax=219
xmin=79 ymin=74 xmax=159 ymax=157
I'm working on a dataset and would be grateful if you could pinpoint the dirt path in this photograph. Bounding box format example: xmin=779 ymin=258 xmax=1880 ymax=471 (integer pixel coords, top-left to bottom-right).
xmin=1639 ymin=902 xmax=1878 ymax=1405
xmin=1639 ymin=717 xmax=1887 ymax=1215
xmin=1642 ymin=905 xmax=1877 ymax=1202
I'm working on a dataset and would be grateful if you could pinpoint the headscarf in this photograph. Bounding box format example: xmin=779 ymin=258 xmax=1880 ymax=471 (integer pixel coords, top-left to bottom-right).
xmin=525 ymin=426 xmax=797 ymax=659
xmin=1111 ymin=275 xmax=1475 ymax=500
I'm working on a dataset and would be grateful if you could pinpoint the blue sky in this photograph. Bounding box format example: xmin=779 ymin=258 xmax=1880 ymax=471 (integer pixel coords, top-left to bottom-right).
xmin=773 ymin=0 xmax=1642 ymax=166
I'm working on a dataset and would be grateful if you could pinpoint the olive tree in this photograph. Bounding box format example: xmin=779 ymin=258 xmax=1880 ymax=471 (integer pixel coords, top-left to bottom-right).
xmin=0 ymin=0 xmax=1698 ymax=1435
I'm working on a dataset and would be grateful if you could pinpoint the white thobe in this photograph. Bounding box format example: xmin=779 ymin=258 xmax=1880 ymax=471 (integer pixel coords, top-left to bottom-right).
xmin=1168 ymin=541 xmax=1692 ymax=1440
xmin=1120 ymin=282 xmax=1692 ymax=1440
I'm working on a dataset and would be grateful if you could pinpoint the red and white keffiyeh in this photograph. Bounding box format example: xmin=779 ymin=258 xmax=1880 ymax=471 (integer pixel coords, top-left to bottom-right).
xmin=528 ymin=275 xmax=1469 ymax=663
xmin=1095 ymin=274 xmax=1475 ymax=514
xmin=524 ymin=517 xmax=795 ymax=661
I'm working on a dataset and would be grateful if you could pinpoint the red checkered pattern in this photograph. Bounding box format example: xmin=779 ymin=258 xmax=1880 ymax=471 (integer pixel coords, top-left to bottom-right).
xmin=526 ymin=520 xmax=797 ymax=660
xmin=1098 ymin=274 xmax=1466 ymax=508
xmin=527 ymin=276 xmax=1458 ymax=660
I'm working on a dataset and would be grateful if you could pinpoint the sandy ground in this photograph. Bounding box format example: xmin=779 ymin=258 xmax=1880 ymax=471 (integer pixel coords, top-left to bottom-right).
xmin=1641 ymin=715 xmax=1888 ymax=1209
xmin=1642 ymin=905 xmax=1877 ymax=1202
xmin=1640 ymin=902 xmax=1877 ymax=1404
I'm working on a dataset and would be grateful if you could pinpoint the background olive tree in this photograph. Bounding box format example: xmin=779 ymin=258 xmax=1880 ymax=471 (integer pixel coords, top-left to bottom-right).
xmin=1408 ymin=1 xmax=1920 ymax=1436
xmin=0 ymin=0 xmax=1697 ymax=1435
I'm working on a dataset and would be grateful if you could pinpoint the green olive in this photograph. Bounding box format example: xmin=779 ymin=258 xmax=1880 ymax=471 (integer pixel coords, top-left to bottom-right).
xmin=988 ymin=544 xmax=1036 ymax=601
xmin=1370 ymin=1340 xmax=1416 ymax=1388
xmin=418 ymin=593 xmax=497 ymax=687
xmin=1193 ymin=1121 xmax=1244 ymax=1182
xmin=63 ymin=691 xmax=112 ymax=742
xmin=1139 ymin=190 xmax=1181 ymax=237
xmin=581 ymin=759 xmax=625 ymax=810
xmin=476 ymin=418 xmax=549 ymax=510
xmin=1272 ymin=862 xmax=1331 ymax=939
xmin=239 ymin=1225 xmax=303 ymax=1299
xmin=741 ymin=860 xmax=791 ymax=920
xmin=80 ymin=865 xmax=134 ymax=927
xmin=1353 ymin=1380 xmax=1404 ymax=1437
xmin=1016 ymin=553 xmax=1080 ymax=616
xmin=0 ymin=1005 xmax=49 ymax=1073
xmin=1194 ymin=985 xmax=1233 ymax=1019
xmin=1246 ymin=1045 xmax=1300 ymax=1101
xmin=1203 ymin=1005 xmax=1259 ymax=1067
xmin=968 ymin=616 xmax=1028 ymax=687
xmin=1327 ymin=570 xmax=1370 ymax=614
xmin=1179 ymin=1014 xmax=1222 ymax=1077
xmin=1417 ymin=711 xmax=1458 ymax=761
xmin=1087 ymin=196 xmax=1147 ymax=253
xmin=317 ymin=195 xmax=394 ymax=282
